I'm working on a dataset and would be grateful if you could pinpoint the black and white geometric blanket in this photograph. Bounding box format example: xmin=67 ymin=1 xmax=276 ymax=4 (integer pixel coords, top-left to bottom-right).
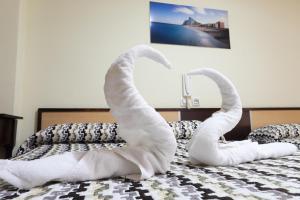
xmin=1 ymin=140 xmax=300 ymax=200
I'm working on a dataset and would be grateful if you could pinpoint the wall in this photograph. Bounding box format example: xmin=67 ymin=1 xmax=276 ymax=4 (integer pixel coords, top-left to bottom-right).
xmin=14 ymin=0 xmax=300 ymax=146
xmin=0 ymin=0 xmax=20 ymax=114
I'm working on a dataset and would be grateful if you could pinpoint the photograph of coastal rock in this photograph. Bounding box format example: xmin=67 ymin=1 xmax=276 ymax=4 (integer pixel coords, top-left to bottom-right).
xmin=150 ymin=2 xmax=230 ymax=49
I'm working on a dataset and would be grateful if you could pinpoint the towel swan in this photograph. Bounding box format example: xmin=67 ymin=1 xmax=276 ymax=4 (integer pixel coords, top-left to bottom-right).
xmin=187 ymin=68 xmax=297 ymax=166
xmin=104 ymin=45 xmax=177 ymax=179
xmin=0 ymin=45 xmax=177 ymax=189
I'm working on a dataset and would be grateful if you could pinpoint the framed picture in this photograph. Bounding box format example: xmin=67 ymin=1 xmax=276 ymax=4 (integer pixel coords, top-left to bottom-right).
xmin=150 ymin=2 xmax=230 ymax=49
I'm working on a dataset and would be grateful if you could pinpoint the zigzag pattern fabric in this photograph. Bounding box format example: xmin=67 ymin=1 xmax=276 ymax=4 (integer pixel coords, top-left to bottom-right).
xmin=1 ymin=141 xmax=300 ymax=199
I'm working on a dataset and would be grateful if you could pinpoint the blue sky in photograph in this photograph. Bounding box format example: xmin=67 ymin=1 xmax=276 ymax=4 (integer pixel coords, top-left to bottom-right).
xmin=150 ymin=2 xmax=228 ymax=28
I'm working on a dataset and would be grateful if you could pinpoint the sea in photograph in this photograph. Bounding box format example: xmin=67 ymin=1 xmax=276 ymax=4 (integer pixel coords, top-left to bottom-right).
xmin=150 ymin=22 xmax=230 ymax=49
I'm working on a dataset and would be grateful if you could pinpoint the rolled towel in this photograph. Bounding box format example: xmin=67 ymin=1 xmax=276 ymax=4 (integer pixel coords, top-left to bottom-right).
xmin=104 ymin=44 xmax=177 ymax=179
xmin=0 ymin=151 xmax=139 ymax=189
xmin=187 ymin=68 xmax=297 ymax=166
xmin=0 ymin=45 xmax=177 ymax=189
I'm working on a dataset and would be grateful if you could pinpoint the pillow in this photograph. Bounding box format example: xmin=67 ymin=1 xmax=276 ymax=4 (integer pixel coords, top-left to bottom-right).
xmin=248 ymin=123 xmax=300 ymax=149
xmin=168 ymin=120 xmax=201 ymax=139
xmin=15 ymin=120 xmax=202 ymax=157
xmin=15 ymin=122 xmax=123 ymax=156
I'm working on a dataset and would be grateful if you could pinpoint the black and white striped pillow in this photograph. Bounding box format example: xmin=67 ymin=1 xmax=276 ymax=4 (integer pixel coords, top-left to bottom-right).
xmin=248 ymin=124 xmax=300 ymax=149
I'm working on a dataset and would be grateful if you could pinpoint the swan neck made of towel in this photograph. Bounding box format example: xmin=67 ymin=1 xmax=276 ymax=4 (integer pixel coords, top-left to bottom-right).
xmin=104 ymin=44 xmax=177 ymax=179
xmin=187 ymin=68 xmax=242 ymax=139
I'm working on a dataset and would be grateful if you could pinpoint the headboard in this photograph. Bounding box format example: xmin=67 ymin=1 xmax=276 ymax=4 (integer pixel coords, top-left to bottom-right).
xmin=250 ymin=108 xmax=300 ymax=130
xmin=37 ymin=107 xmax=300 ymax=141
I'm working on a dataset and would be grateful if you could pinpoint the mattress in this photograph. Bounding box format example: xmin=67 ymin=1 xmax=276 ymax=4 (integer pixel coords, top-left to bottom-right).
xmin=1 ymin=140 xmax=299 ymax=200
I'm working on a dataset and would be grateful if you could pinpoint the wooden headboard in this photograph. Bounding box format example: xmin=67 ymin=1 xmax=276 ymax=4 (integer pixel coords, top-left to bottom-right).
xmin=37 ymin=107 xmax=300 ymax=141
xmin=250 ymin=108 xmax=300 ymax=130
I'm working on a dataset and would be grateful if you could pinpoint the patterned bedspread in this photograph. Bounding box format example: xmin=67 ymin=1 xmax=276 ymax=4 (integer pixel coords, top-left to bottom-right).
xmin=1 ymin=140 xmax=300 ymax=200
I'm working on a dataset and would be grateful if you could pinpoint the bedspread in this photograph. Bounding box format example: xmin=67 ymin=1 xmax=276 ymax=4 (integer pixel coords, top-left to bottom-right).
xmin=1 ymin=140 xmax=299 ymax=200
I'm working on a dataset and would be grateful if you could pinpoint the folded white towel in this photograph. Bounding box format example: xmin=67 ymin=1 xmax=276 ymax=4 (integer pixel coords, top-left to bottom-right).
xmin=104 ymin=44 xmax=177 ymax=179
xmin=187 ymin=68 xmax=297 ymax=166
xmin=0 ymin=150 xmax=139 ymax=189
xmin=0 ymin=45 xmax=177 ymax=189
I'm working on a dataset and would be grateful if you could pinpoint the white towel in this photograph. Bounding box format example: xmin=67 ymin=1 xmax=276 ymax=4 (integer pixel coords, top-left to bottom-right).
xmin=187 ymin=68 xmax=297 ymax=166
xmin=104 ymin=45 xmax=177 ymax=179
xmin=0 ymin=45 xmax=177 ymax=189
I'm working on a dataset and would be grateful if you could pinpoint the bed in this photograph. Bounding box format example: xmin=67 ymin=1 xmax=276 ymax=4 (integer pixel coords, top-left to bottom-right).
xmin=0 ymin=108 xmax=300 ymax=199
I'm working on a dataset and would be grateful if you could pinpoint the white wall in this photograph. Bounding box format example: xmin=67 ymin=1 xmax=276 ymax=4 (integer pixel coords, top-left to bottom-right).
xmin=0 ymin=0 xmax=20 ymax=114
xmin=13 ymin=0 xmax=300 ymax=146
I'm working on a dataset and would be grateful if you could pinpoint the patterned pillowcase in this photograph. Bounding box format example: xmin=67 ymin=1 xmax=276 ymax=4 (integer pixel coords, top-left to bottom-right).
xmin=15 ymin=123 xmax=123 ymax=157
xmin=248 ymin=124 xmax=300 ymax=147
xmin=38 ymin=123 xmax=124 ymax=144
xmin=168 ymin=120 xmax=201 ymax=139
xmin=15 ymin=120 xmax=202 ymax=157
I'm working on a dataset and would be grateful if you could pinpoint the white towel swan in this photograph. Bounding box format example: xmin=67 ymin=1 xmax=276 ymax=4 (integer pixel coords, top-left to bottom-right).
xmin=0 ymin=45 xmax=177 ymax=189
xmin=104 ymin=45 xmax=177 ymax=179
xmin=187 ymin=68 xmax=297 ymax=166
